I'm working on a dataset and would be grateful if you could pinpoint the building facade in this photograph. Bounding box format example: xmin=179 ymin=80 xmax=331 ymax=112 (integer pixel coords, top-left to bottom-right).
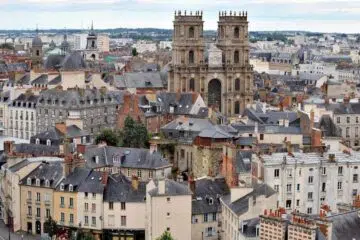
xmin=168 ymin=11 xmax=254 ymax=116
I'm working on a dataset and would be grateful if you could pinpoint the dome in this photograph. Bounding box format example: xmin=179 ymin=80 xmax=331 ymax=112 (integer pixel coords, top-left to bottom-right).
xmin=32 ymin=36 xmax=43 ymax=47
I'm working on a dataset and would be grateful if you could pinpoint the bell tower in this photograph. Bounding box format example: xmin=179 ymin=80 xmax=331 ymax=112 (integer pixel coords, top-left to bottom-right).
xmin=169 ymin=10 xmax=205 ymax=93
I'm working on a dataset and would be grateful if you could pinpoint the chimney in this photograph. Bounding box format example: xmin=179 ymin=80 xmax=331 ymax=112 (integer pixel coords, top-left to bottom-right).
xmin=77 ymin=144 xmax=86 ymax=154
xmin=132 ymin=175 xmax=139 ymax=191
xmin=55 ymin=122 xmax=67 ymax=135
xmin=101 ymin=172 xmax=108 ymax=185
xmin=4 ymin=141 xmax=14 ymax=155
xmin=310 ymin=110 xmax=315 ymax=130
xmin=188 ymin=175 xmax=196 ymax=196
xmin=158 ymin=179 xmax=165 ymax=194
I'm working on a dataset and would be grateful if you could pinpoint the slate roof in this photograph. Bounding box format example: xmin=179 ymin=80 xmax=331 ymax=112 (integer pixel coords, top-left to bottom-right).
xmin=198 ymin=126 xmax=234 ymax=139
xmin=221 ymin=184 xmax=276 ymax=216
xmin=78 ymin=170 xmax=106 ymax=194
xmin=10 ymin=93 xmax=38 ymax=108
xmin=44 ymin=51 xmax=87 ymax=71
xmin=114 ymin=72 xmax=164 ymax=89
xmin=15 ymin=143 xmax=60 ymax=155
xmin=103 ymin=173 xmax=146 ymax=202
xmin=191 ymin=177 xmax=230 ymax=215
xmin=31 ymin=74 xmax=48 ymax=85
xmin=31 ymin=125 xmax=89 ymax=142
xmin=328 ymin=210 xmax=360 ymax=240
xmin=20 ymin=161 xmax=63 ymax=188
xmin=48 ymin=75 xmax=62 ymax=85
xmin=161 ymin=117 xmax=214 ymax=132
xmin=236 ymin=151 xmax=252 ymax=173
xmin=148 ymin=179 xmax=192 ymax=197
xmin=56 ymin=167 xmax=91 ymax=192
xmin=240 ymin=218 xmax=260 ymax=238
xmin=17 ymin=74 xmax=30 ymax=85
xmin=319 ymin=115 xmax=341 ymax=137
xmin=8 ymin=159 xmax=31 ymax=172
xmin=84 ymin=145 xmax=171 ymax=170
xmin=332 ymin=103 xmax=360 ymax=115
xmin=243 ymin=108 xmax=299 ymax=125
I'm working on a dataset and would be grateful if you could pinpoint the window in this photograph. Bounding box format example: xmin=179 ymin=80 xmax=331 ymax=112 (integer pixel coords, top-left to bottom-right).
xmin=286 ymin=200 xmax=291 ymax=208
xmin=296 ymin=184 xmax=300 ymax=191
xmin=137 ymin=169 xmax=142 ymax=178
xmin=338 ymin=181 xmax=342 ymax=190
xmin=307 ymin=207 xmax=312 ymax=214
xmin=321 ymin=167 xmax=326 ymax=175
xmin=60 ymin=212 xmax=65 ymax=222
xmin=206 ymin=227 xmax=215 ymax=237
xmin=346 ymin=127 xmax=350 ymax=138
xmin=338 ymin=166 xmax=343 ymax=175
xmin=167 ymin=212 xmax=170 ymax=217
xmin=234 ymin=101 xmax=240 ymax=115
xmin=234 ymin=50 xmax=240 ymax=64
xmin=234 ymin=27 xmax=240 ymax=38
xmin=213 ymin=213 xmax=217 ymax=221
xmin=69 ymin=184 xmax=73 ymax=192
xmin=84 ymin=203 xmax=88 ymax=211
xmin=45 ymin=180 xmax=50 ymax=187
xmin=260 ymin=134 xmax=264 ymax=140
xmin=46 ymin=209 xmax=50 ymax=219
xmin=92 ymin=203 xmax=96 ymax=213
xmin=308 ymin=192 xmax=313 ymax=200
xmin=121 ymin=202 xmax=126 ymax=210
xmin=109 ymin=202 xmax=114 ymax=210
xmin=308 ymin=176 xmax=313 ymax=184
xmin=320 ymin=197 xmax=325 ymax=202
xmin=60 ymin=197 xmax=65 ymax=207
xmin=121 ymin=216 xmax=126 ymax=226
xmin=296 ymin=199 xmax=300 ymax=207
xmin=286 ymin=184 xmax=292 ymax=192
xmin=108 ymin=215 xmax=115 ymax=227
xmin=28 ymin=206 xmax=32 ymax=216
xmin=189 ymin=26 xmax=195 ymax=38
xmin=287 ymin=169 xmax=293 ymax=177
xmin=36 ymin=192 xmax=40 ymax=201
xmin=322 ymin=182 xmax=326 ymax=192
xmin=274 ymin=185 xmax=279 ymax=192
xmin=347 ymin=116 xmax=350 ymax=123
xmin=357 ymin=117 xmax=359 ymax=123
xmin=92 ymin=216 xmax=96 ymax=226
xmin=353 ymin=189 xmax=358 ymax=196
xmin=84 ymin=216 xmax=89 ymax=225
xmin=46 ymin=139 xmax=51 ymax=146
xmin=92 ymin=193 xmax=96 ymax=198
xmin=235 ymin=78 xmax=240 ymax=91
xmin=27 ymin=178 xmax=31 ymax=185
xmin=189 ymin=50 xmax=194 ymax=64
xmin=70 ymin=214 xmax=74 ymax=224
xmin=353 ymin=174 xmax=358 ymax=183
xmin=189 ymin=78 xmax=195 ymax=91
xmin=69 ymin=198 xmax=74 ymax=208
xmin=167 ymin=197 xmax=171 ymax=203
xmin=60 ymin=183 xmax=64 ymax=191
xmin=35 ymin=178 xmax=40 ymax=186
xmin=274 ymin=169 xmax=280 ymax=178
xmin=204 ymin=213 xmax=208 ymax=222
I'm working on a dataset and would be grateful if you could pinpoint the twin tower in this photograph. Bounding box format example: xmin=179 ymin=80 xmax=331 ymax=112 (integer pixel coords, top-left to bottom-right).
xmin=168 ymin=10 xmax=254 ymax=116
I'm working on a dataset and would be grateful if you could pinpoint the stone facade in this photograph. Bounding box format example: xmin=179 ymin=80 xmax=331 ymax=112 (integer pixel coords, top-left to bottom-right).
xmin=168 ymin=11 xmax=254 ymax=116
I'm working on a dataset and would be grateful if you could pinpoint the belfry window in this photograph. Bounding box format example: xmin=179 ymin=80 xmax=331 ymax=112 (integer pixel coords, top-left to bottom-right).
xmin=189 ymin=27 xmax=195 ymax=38
xmin=189 ymin=50 xmax=195 ymax=64
xmin=234 ymin=27 xmax=240 ymax=38
xmin=234 ymin=50 xmax=240 ymax=64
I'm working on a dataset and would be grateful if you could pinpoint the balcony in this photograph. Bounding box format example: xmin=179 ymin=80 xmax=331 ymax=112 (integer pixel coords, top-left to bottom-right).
xmin=69 ymin=222 xmax=74 ymax=227
xmin=69 ymin=205 xmax=74 ymax=209
xmin=44 ymin=200 xmax=51 ymax=206
xmin=35 ymin=215 xmax=41 ymax=220
xmin=27 ymin=214 xmax=32 ymax=219
xmin=35 ymin=200 xmax=41 ymax=205
xmin=60 ymin=204 xmax=65 ymax=208
xmin=26 ymin=198 xmax=32 ymax=204
xmin=59 ymin=221 xmax=64 ymax=226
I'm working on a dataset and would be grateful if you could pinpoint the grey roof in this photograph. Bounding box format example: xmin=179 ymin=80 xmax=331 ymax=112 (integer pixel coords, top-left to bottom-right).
xmin=161 ymin=118 xmax=214 ymax=132
xmin=56 ymin=167 xmax=91 ymax=192
xmin=114 ymin=72 xmax=164 ymax=89
xmin=237 ymin=137 xmax=256 ymax=146
xmin=18 ymin=74 xmax=30 ymax=85
xmin=240 ymin=218 xmax=260 ymax=238
xmin=191 ymin=177 xmax=230 ymax=215
xmin=44 ymin=51 xmax=86 ymax=71
xmin=198 ymin=126 xmax=234 ymax=139
xmin=32 ymin=35 xmax=43 ymax=46
xmin=332 ymin=103 xmax=360 ymax=115
xmin=8 ymin=159 xmax=31 ymax=172
xmin=10 ymin=93 xmax=38 ymax=108
xmin=48 ymin=75 xmax=61 ymax=85
xmin=104 ymin=173 xmax=146 ymax=202
xmin=328 ymin=210 xmax=360 ymax=240
xmin=84 ymin=145 xmax=171 ymax=170
xmin=319 ymin=115 xmax=341 ymax=137
xmin=31 ymin=74 xmax=48 ymax=85
xmin=15 ymin=143 xmax=60 ymax=155
xmin=78 ymin=170 xmax=106 ymax=194
xmin=236 ymin=151 xmax=252 ymax=173
xmin=221 ymin=184 xmax=276 ymax=216
xmin=31 ymin=125 xmax=89 ymax=142
xmin=20 ymin=161 xmax=63 ymax=188
xmin=148 ymin=179 xmax=192 ymax=197
xmin=243 ymin=108 xmax=299 ymax=125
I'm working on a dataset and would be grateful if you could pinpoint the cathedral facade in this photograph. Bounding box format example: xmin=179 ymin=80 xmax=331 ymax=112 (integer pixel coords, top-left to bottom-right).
xmin=168 ymin=11 xmax=254 ymax=116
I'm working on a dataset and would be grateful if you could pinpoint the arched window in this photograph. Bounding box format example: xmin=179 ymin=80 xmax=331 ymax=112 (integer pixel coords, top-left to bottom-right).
xmin=235 ymin=78 xmax=241 ymax=91
xmin=35 ymin=178 xmax=40 ymax=186
xmin=69 ymin=184 xmax=73 ymax=192
xmin=235 ymin=101 xmax=240 ymax=114
xmin=27 ymin=178 xmax=31 ymax=185
xmin=91 ymin=41 xmax=95 ymax=48
xmin=35 ymin=138 xmax=40 ymax=145
xmin=189 ymin=50 xmax=195 ymax=64
xmin=46 ymin=139 xmax=51 ymax=146
xmin=45 ymin=180 xmax=50 ymax=187
xmin=234 ymin=50 xmax=240 ymax=64
xmin=234 ymin=27 xmax=240 ymax=38
xmin=36 ymin=50 xmax=40 ymax=56
xmin=189 ymin=27 xmax=195 ymax=38
xmin=189 ymin=78 xmax=195 ymax=91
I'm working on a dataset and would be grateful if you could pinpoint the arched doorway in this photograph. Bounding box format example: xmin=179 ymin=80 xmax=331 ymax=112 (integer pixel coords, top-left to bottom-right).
xmin=35 ymin=220 xmax=41 ymax=234
xmin=208 ymin=79 xmax=222 ymax=111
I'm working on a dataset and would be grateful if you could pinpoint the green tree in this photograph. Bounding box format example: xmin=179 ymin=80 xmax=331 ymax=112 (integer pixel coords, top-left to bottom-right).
xmin=156 ymin=231 xmax=174 ymax=240
xmin=43 ymin=216 xmax=58 ymax=238
xmin=132 ymin=48 xmax=138 ymax=56
xmin=121 ymin=116 xmax=149 ymax=148
xmin=95 ymin=128 xmax=119 ymax=146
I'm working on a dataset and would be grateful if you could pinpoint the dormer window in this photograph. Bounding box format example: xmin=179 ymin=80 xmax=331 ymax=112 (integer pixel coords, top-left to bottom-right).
xmin=60 ymin=183 xmax=64 ymax=191
xmin=46 ymin=139 xmax=51 ymax=146
xmin=69 ymin=184 xmax=73 ymax=192
xmin=27 ymin=178 xmax=31 ymax=185
xmin=35 ymin=138 xmax=40 ymax=145
xmin=45 ymin=180 xmax=50 ymax=187
xmin=209 ymin=197 xmax=214 ymax=205
xmin=94 ymin=155 xmax=99 ymax=164
xmin=35 ymin=178 xmax=40 ymax=186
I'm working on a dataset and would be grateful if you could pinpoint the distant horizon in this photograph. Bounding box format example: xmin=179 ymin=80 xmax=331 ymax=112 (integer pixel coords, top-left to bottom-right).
xmin=1 ymin=0 xmax=360 ymax=33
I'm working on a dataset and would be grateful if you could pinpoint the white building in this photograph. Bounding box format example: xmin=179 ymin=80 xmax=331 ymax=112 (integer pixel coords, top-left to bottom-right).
xmin=132 ymin=40 xmax=157 ymax=53
xmin=159 ymin=41 xmax=172 ymax=50
xmin=259 ymin=152 xmax=360 ymax=215
xmin=73 ymin=34 xmax=88 ymax=50
xmin=97 ymin=34 xmax=110 ymax=52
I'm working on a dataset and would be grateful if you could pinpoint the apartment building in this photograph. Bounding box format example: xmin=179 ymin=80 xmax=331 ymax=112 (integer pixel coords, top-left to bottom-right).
xmin=19 ymin=161 xmax=64 ymax=234
xmin=259 ymin=152 xmax=360 ymax=215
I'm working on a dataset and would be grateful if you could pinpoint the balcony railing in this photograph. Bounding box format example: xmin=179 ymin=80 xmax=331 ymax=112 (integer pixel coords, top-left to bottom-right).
xmin=26 ymin=198 xmax=32 ymax=204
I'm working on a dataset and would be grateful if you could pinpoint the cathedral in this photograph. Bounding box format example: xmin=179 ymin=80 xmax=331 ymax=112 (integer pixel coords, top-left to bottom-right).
xmin=168 ymin=11 xmax=254 ymax=116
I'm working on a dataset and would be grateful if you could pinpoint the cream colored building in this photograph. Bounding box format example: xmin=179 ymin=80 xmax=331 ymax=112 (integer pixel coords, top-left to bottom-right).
xmin=98 ymin=34 xmax=110 ymax=52
xmin=221 ymin=185 xmax=278 ymax=240
xmin=19 ymin=161 xmax=63 ymax=234
xmin=146 ymin=179 xmax=192 ymax=240
xmin=0 ymin=159 xmax=41 ymax=232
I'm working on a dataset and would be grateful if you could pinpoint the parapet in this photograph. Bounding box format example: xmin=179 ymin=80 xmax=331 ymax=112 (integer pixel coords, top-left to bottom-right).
xmin=218 ymin=10 xmax=248 ymax=21
xmin=174 ymin=10 xmax=203 ymax=21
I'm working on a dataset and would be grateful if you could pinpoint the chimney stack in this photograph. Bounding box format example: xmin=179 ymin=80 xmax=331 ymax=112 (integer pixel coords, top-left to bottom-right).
xmin=4 ymin=141 xmax=14 ymax=155
xmin=158 ymin=178 xmax=165 ymax=194
xmin=188 ymin=175 xmax=196 ymax=196
xmin=76 ymin=144 xmax=86 ymax=154
xmin=132 ymin=176 xmax=139 ymax=191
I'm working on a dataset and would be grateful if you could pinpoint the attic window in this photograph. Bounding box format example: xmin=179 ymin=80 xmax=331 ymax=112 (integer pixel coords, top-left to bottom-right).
xmin=27 ymin=178 xmax=31 ymax=185
xmin=94 ymin=155 xmax=99 ymax=164
xmin=69 ymin=184 xmax=73 ymax=192
xmin=35 ymin=179 xmax=40 ymax=186
xmin=209 ymin=198 xmax=214 ymax=205
xmin=45 ymin=180 xmax=50 ymax=187
xmin=35 ymin=138 xmax=40 ymax=145
xmin=46 ymin=139 xmax=51 ymax=146
xmin=145 ymin=81 xmax=152 ymax=86
xmin=60 ymin=183 xmax=64 ymax=191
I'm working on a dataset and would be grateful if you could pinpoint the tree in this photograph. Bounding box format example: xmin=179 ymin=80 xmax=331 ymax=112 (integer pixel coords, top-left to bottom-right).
xmin=156 ymin=231 xmax=174 ymax=240
xmin=43 ymin=216 xmax=58 ymax=238
xmin=95 ymin=128 xmax=119 ymax=146
xmin=121 ymin=116 xmax=150 ymax=148
xmin=132 ymin=48 xmax=138 ymax=56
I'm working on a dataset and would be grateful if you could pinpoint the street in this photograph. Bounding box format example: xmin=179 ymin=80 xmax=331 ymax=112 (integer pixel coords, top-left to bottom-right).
xmin=0 ymin=221 xmax=39 ymax=240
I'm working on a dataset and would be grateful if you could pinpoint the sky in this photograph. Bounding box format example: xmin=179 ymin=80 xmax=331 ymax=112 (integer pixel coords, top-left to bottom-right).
xmin=0 ymin=0 xmax=360 ymax=33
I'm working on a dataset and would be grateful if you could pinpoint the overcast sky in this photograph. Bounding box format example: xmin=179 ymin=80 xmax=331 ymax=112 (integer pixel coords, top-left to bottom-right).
xmin=0 ymin=0 xmax=359 ymax=33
